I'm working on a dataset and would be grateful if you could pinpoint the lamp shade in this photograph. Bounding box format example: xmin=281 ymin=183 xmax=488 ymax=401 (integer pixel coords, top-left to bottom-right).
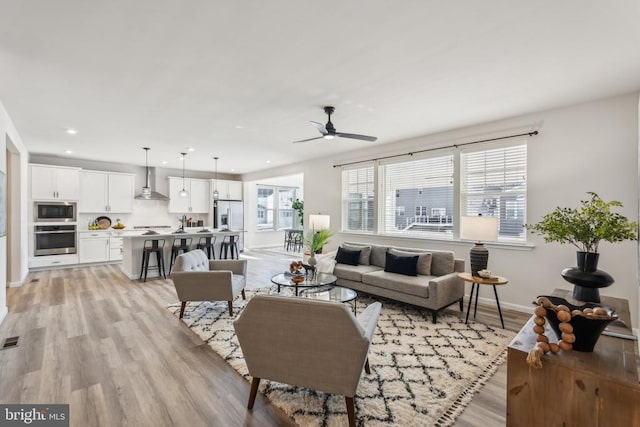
xmin=309 ymin=214 xmax=330 ymax=231
xmin=461 ymin=216 xmax=498 ymax=242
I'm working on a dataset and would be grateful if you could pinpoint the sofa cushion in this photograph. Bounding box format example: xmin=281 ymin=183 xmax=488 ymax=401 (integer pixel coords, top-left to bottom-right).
xmin=389 ymin=248 xmax=432 ymax=276
xmin=431 ymin=251 xmax=456 ymax=276
xmin=384 ymin=251 xmax=419 ymax=276
xmin=369 ymin=245 xmax=389 ymax=268
xmin=334 ymin=264 xmax=382 ymax=282
xmin=341 ymin=243 xmax=372 ymax=265
xmin=335 ymin=247 xmax=361 ymax=266
xmin=362 ymin=270 xmax=430 ymax=298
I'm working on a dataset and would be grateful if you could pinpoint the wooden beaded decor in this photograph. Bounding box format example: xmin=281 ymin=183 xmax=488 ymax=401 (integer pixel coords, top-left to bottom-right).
xmin=527 ymin=296 xmax=616 ymax=368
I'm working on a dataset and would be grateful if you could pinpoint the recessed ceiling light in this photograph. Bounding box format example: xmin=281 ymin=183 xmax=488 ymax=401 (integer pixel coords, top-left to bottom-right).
xmin=161 ymin=160 xmax=168 ymax=165
xmin=188 ymin=147 xmax=195 ymax=152
xmin=64 ymin=149 xmax=73 ymax=154
xmin=65 ymin=128 xmax=78 ymax=135
xmin=235 ymin=125 xmax=244 ymax=129
xmin=230 ymin=168 xmax=235 ymax=172
xmin=266 ymin=160 xmax=271 ymax=163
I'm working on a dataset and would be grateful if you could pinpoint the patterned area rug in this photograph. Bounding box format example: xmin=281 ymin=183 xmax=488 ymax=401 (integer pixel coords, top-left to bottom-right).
xmin=168 ymin=290 xmax=514 ymax=426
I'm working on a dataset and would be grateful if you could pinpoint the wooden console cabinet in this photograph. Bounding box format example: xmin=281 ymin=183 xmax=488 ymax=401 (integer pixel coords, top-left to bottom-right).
xmin=507 ymin=290 xmax=640 ymax=426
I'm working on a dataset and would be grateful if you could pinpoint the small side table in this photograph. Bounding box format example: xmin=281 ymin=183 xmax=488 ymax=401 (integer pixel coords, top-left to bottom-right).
xmin=458 ymin=272 xmax=509 ymax=329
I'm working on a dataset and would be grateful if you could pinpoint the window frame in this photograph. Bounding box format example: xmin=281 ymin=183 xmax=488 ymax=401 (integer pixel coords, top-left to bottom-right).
xmin=339 ymin=139 xmax=529 ymax=245
xmin=256 ymin=185 xmax=299 ymax=231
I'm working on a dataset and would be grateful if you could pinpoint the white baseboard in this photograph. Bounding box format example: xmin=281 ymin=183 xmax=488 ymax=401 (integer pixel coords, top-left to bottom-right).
xmin=0 ymin=306 xmax=7 ymax=326
xmin=463 ymin=295 xmax=532 ymax=314
xmin=8 ymin=280 xmax=23 ymax=288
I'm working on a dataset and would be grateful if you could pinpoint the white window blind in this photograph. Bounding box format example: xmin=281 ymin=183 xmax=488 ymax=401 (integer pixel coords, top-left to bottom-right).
xmin=380 ymin=153 xmax=454 ymax=239
xmin=342 ymin=166 xmax=374 ymax=232
xmin=461 ymin=142 xmax=527 ymax=241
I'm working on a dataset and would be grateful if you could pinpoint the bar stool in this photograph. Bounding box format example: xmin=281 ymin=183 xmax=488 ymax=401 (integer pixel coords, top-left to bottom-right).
xmin=169 ymin=237 xmax=192 ymax=274
xmin=139 ymin=239 xmax=166 ymax=282
xmin=197 ymin=236 xmax=216 ymax=259
xmin=219 ymin=234 xmax=240 ymax=259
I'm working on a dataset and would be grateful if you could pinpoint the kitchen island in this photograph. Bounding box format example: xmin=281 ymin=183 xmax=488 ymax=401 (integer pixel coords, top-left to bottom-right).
xmin=121 ymin=229 xmax=242 ymax=280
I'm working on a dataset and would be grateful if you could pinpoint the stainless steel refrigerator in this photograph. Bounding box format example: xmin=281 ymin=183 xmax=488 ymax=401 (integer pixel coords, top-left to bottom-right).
xmin=214 ymin=200 xmax=244 ymax=251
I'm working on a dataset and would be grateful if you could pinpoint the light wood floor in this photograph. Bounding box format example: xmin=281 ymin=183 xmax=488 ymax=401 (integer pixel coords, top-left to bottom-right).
xmin=0 ymin=248 xmax=530 ymax=426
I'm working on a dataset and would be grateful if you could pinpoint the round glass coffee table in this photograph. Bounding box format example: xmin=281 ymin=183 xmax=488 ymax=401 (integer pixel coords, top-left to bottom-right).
xmin=299 ymin=285 xmax=358 ymax=313
xmin=271 ymin=272 xmax=338 ymax=296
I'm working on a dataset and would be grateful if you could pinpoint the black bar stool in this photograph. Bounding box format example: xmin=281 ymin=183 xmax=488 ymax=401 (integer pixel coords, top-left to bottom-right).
xmin=197 ymin=236 xmax=216 ymax=259
xmin=169 ymin=237 xmax=192 ymax=274
xmin=139 ymin=239 xmax=166 ymax=282
xmin=219 ymin=234 xmax=240 ymax=259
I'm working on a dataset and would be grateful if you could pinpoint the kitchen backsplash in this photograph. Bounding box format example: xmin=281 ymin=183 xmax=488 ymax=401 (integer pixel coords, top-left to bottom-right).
xmin=79 ymin=199 xmax=210 ymax=230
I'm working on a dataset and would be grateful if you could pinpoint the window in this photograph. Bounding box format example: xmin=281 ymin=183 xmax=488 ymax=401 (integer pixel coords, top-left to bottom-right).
xmin=461 ymin=142 xmax=527 ymax=241
xmin=278 ymin=188 xmax=296 ymax=230
xmin=257 ymin=185 xmax=298 ymax=231
xmin=342 ymin=166 xmax=374 ymax=232
xmin=380 ymin=153 xmax=454 ymax=238
xmin=257 ymin=187 xmax=275 ymax=230
xmin=340 ymin=138 xmax=529 ymax=243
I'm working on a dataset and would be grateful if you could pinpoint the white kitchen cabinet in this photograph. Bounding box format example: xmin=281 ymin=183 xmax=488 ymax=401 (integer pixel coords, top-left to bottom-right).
xmin=79 ymin=170 xmax=135 ymax=213
xmin=79 ymin=233 xmax=110 ymax=263
xmin=213 ymin=179 xmax=243 ymax=200
xmin=109 ymin=236 xmax=123 ymax=261
xmin=30 ymin=164 xmax=80 ymax=200
xmin=169 ymin=177 xmax=210 ymax=213
xmin=29 ymin=254 xmax=79 ymax=268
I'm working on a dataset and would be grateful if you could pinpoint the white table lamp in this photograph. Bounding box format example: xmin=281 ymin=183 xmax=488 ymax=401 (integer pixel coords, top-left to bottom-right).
xmin=309 ymin=214 xmax=330 ymax=231
xmin=461 ymin=215 xmax=499 ymax=276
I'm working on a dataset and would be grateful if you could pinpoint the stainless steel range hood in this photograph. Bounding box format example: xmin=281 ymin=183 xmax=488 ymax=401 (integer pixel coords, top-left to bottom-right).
xmin=135 ymin=148 xmax=169 ymax=201
xmin=135 ymin=167 xmax=169 ymax=200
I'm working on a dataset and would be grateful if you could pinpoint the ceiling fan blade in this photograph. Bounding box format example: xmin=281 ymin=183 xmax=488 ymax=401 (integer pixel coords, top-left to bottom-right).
xmin=292 ymin=136 xmax=324 ymax=143
xmin=336 ymin=132 xmax=378 ymax=142
xmin=311 ymin=121 xmax=328 ymax=135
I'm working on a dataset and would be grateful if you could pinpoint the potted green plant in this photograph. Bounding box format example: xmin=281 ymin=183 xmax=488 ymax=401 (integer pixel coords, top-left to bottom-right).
xmin=304 ymin=228 xmax=334 ymax=255
xmin=292 ymin=199 xmax=304 ymax=227
xmin=526 ymin=192 xmax=637 ymax=272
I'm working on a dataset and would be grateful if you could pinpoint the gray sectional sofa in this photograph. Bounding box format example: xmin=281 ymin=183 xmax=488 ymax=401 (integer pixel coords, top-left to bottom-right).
xmin=333 ymin=242 xmax=465 ymax=323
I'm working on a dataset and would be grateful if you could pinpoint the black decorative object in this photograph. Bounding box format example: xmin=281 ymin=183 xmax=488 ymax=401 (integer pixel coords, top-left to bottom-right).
xmin=469 ymin=243 xmax=488 ymax=276
xmin=461 ymin=215 xmax=498 ymax=276
xmin=538 ymin=295 xmax=617 ymax=352
xmin=561 ymin=251 xmax=614 ymax=303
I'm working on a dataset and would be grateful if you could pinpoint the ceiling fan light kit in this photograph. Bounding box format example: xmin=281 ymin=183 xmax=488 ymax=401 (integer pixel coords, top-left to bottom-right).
xmin=293 ymin=106 xmax=377 ymax=144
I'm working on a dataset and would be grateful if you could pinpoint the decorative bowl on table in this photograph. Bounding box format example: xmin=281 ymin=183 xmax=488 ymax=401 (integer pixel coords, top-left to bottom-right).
xmin=291 ymin=275 xmax=305 ymax=284
xmin=477 ymin=269 xmax=494 ymax=278
xmin=537 ymin=295 xmax=618 ymax=352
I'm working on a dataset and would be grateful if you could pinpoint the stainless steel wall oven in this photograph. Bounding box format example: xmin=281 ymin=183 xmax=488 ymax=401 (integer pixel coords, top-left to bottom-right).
xmin=34 ymin=224 xmax=77 ymax=256
xmin=34 ymin=201 xmax=77 ymax=222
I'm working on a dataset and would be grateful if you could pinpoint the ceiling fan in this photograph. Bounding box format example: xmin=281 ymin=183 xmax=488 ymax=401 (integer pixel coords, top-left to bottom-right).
xmin=293 ymin=106 xmax=377 ymax=143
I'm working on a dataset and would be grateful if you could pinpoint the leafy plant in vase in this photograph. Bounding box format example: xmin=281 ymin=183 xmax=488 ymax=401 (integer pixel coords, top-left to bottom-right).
xmin=526 ymin=192 xmax=637 ymax=302
xmin=303 ymin=229 xmax=333 ymax=279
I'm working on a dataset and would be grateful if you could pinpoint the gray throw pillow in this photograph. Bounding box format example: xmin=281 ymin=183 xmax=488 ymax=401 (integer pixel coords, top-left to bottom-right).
xmin=341 ymin=243 xmax=372 ymax=266
xmin=431 ymin=251 xmax=455 ymax=276
xmin=389 ymin=248 xmax=432 ymax=276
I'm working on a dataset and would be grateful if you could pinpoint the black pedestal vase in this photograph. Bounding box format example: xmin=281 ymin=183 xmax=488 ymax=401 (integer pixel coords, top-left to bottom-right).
xmin=560 ymin=252 xmax=614 ymax=303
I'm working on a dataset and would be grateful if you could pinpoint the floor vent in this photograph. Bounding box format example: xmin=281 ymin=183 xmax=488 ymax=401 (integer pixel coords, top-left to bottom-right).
xmin=1 ymin=336 xmax=19 ymax=350
xmin=30 ymin=278 xmax=39 ymax=283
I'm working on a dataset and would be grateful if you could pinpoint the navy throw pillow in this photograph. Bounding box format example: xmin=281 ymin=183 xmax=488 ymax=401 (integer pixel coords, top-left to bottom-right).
xmin=384 ymin=251 xmax=419 ymax=276
xmin=335 ymin=247 xmax=361 ymax=266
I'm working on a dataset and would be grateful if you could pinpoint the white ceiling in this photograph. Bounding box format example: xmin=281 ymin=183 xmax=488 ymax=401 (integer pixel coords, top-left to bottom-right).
xmin=1 ymin=1 xmax=639 ymax=175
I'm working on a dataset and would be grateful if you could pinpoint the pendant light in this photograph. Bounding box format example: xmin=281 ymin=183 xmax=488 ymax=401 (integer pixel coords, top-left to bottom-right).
xmin=213 ymin=156 xmax=220 ymax=201
xmin=178 ymin=152 xmax=189 ymax=198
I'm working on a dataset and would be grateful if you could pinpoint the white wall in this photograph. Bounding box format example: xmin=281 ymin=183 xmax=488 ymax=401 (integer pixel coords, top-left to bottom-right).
xmin=0 ymin=101 xmax=30 ymax=324
xmin=244 ymin=92 xmax=640 ymax=327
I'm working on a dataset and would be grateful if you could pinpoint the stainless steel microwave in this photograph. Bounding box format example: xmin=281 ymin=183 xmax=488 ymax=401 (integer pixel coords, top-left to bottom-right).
xmin=34 ymin=201 xmax=77 ymax=222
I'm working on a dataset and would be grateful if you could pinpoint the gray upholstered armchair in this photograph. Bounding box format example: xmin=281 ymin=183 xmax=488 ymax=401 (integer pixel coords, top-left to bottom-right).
xmin=233 ymin=294 xmax=382 ymax=427
xmin=171 ymin=249 xmax=247 ymax=317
